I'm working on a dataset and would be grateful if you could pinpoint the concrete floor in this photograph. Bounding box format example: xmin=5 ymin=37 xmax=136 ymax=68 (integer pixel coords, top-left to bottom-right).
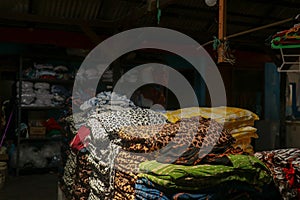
xmin=0 ymin=173 xmax=58 ymax=200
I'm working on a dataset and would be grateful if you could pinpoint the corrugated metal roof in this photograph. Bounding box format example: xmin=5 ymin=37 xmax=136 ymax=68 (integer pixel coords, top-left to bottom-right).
xmin=0 ymin=0 xmax=298 ymax=49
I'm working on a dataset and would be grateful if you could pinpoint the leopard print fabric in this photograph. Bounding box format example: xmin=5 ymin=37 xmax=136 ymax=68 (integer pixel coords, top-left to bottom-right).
xmin=72 ymin=151 xmax=92 ymax=200
xmin=95 ymin=108 xmax=167 ymax=137
xmin=117 ymin=124 xmax=177 ymax=153
xmin=155 ymin=116 xmax=235 ymax=165
xmin=113 ymin=150 xmax=155 ymax=200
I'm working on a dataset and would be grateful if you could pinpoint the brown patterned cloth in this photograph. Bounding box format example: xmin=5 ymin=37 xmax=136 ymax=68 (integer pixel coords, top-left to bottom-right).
xmin=155 ymin=116 xmax=235 ymax=165
xmin=72 ymin=151 xmax=92 ymax=200
xmin=118 ymin=117 xmax=235 ymax=165
xmin=113 ymin=150 xmax=155 ymax=200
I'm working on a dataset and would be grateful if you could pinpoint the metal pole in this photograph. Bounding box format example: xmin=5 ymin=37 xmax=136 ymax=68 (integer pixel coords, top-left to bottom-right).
xmin=202 ymin=17 xmax=295 ymax=47
xmin=218 ymin=0 xmax=226 ymax=63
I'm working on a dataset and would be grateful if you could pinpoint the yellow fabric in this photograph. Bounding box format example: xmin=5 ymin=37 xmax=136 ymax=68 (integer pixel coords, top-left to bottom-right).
xmin=165 ymin=106 xmax=259 ymax=124
xmin=230 ymin=126 xmax=257 ymax=134
xmin=224 ymin=119 xmax=255 ymax=131
xmin=232 ymin=132 xmax=259 ymax=139
xmin=232 ymin=137 xmax=254 ymax=155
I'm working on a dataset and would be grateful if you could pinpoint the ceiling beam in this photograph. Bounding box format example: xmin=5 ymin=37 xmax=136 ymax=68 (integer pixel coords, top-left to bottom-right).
xmin=248 ymin=0 xmax=300 ymax=9
xmin=0 ymin=12 xmax=118 ymax=28
xmin=0 ymin=26 xmax=99 ymax=49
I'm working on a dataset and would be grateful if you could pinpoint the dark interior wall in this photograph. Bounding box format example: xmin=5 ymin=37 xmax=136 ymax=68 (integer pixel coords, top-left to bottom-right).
xmin=215 ymin=63 xmax=265 ymax=117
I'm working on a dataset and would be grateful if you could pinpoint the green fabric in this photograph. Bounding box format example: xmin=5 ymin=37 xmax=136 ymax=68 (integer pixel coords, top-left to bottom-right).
xmin=139 ymin=154 xmax=272 ymax=191
xmin=271 ymin=37 xmax=300 ymax=49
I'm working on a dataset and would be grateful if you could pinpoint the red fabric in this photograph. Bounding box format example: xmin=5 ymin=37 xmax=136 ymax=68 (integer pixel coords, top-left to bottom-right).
xmin=42 ymin=117 xmax=62 ymax=131
xmin=283 ymin=163 xmax=295 ymax=187
xmin=70 ymin=126 xmax=90 ymax=151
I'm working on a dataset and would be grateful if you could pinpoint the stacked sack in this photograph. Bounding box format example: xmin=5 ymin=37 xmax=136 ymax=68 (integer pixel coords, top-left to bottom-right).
xmin=165 ymin=106 xmax=259 ymax=154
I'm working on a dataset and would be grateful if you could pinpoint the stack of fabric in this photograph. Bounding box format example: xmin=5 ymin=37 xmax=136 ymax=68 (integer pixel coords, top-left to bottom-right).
xmin=136 ymin=155 xmax=276 ymax=200
xmin=86 ymin=107 xmax=167 ymax=200
xmin=17 ymin=81 xmax=35 ymax=105
xmin=165 ymin=107 xmax=259 ymax=154
xmin=61 ymin=104 xmax=280 ymax=200
xmin=133 ymin=116 xmax=277 ymax=200
xmin=255 ymin=148 xmax=300 ymax=200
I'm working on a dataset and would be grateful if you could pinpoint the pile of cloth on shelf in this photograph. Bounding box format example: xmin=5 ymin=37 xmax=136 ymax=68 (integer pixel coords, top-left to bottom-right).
xmin=23 ymin=63 xmax=73 ymax=80
xmin=33 ymin=82 xmax=53 ymax=106
xmin=51 ymin=85 xmax=71 ymax=106
xmin=271 ymin=24 xmax=300 ymax=49
xmin=255 ymin=148 xmax=300 ymax=200
xmin=16 ymin=81 xmax=35 ymax=105
xmin=17 ymin=81 xmax=70 ymax=107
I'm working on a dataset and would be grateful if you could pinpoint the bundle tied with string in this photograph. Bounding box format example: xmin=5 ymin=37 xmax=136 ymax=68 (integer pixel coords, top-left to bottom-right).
xmin=213 ymin=36 xmax=236 ymax=65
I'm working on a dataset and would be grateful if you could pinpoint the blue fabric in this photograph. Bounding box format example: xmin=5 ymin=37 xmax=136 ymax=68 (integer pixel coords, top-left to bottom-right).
xmin=135 ymin=178 xmax=211 ymax=200
xmin=135 ymin=177 xmax=281 ymax=200
xmin=135 ymin=178 xmax=169 ymax=200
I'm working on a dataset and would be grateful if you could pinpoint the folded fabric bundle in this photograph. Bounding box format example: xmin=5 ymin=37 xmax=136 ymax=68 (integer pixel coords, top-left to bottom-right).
xmin=96 ymin=108 xmax=167 ymax=136
xmin=113 ymin=150 xmax=155 ymax=200
xmin=60 ymin=151 xmax=77 ymax=199
xmin=16 ymin=81 xmax=34 ymax=89
xmin=135 ymin=177 xmax=280 ymax=200
xmin=230 ymin=126 xmax=257 ymax=134
xmin=255 ymin=148 xmax=300 ymax=200
xmin=165 ymin=106 xmax=259 ymax=125
xmin=139 ymin=154 xmax=272 ymax=191
xmin=114 ymin=170 xmax=137 ymax=200
xmin=34 ymin=82 xmax=50 ymax=90
xmin=155 ymin=117 xmax=235 ymax=165
xmin=230 ymin=126 xmax=258 ymax=155
xmin=80 ymin=91 xmax=136 ymax=114
xmin=88 ymin=161 xmax=111 ymax=200
xmin=72 ymin=151 xmax=92 ymax=200
xmin=117 ymin=123 xmax=176 ymax=153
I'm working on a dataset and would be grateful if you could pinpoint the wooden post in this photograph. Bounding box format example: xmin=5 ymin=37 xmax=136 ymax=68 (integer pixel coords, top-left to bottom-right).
xmin=218 ymin=0 xmax=226 ymax=63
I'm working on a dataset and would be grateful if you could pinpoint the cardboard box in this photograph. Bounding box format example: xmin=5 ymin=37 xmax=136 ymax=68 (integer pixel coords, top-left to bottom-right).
xmin=29 ymin=126 xmax=46 ymax=137
xmin=0 ymin=154 xmax=8 ymax=161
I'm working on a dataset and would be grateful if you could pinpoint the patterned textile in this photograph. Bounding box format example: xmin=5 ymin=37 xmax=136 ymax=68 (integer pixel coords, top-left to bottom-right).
xmin=114 ymin=170 xmax=137 ymax=200
xmin=135 ymin=178 xmax=170 ymax=200
xmin=88 ymin=190 xmax=101 ymax=200
xmin=60 ymin=150 xmax=77 ymax=199
xmin=135 ymin=177 xmax=280 ymax=200
xmin=165 ymin=106 xmax=259 ymax=124
xmin=118 ymin=123 xmax=177 ymax=153
xmin=155 ymin=117 xmax=235 ymax=165
xmin=139 ymin=154 xmax=272 ymax=191
xmin=96 ymin=108 xmax=167 ymax=136
xmin=72 ymin=151 xmax=92 ymax=200
xmin=113 ymin=150 xmax=155 ymax=200
xmin=255 ymin=148 xmax=300 ymax=200
xmin=87 ymin=154 xmax=111 ymax=200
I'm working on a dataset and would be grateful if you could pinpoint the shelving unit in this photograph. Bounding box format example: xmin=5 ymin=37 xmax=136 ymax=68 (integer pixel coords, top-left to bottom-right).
xmin=15 ymin=54 xmax=83 ymax=175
